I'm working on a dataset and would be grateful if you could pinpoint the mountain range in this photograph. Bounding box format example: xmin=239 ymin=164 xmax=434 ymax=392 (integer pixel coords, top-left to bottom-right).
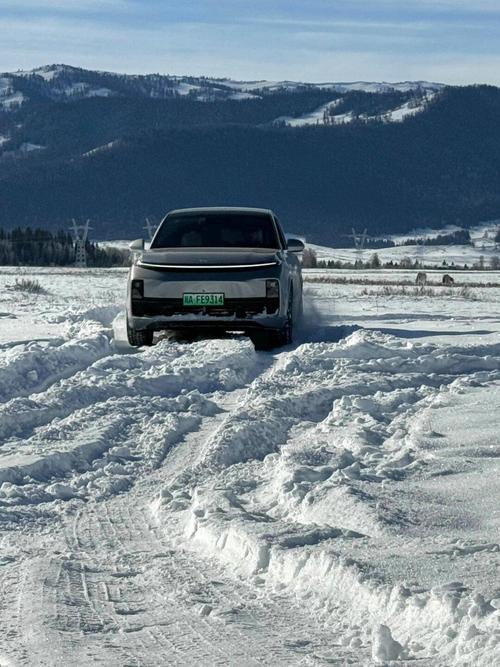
xmin=0 ymin=64 xmax=498 ymax=244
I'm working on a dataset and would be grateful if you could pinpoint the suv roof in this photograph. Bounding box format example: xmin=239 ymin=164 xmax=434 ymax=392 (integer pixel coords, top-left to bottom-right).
xmin=166 ymin=206 xmax=275 ymax=217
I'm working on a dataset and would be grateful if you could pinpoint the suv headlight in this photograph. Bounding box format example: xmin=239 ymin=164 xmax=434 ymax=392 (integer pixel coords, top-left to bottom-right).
xmin=131 ymin=279 xmax=144 ymax=299
xmin=266 ymin=279 xmax=279 ymax=299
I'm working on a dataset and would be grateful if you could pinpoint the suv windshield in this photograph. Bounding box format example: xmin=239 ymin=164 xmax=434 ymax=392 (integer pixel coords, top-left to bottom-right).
xmin=151 ymin=213 xmax=280 ymax=249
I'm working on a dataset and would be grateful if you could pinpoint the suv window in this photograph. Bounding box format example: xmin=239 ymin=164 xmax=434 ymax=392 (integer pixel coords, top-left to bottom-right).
xmin=152 ymin=213 xmax=280 ymax=249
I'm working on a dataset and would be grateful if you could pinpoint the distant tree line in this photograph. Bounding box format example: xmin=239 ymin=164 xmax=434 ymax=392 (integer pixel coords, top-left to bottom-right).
xmin=402 ymin=230 xmax=472 ymax=246
xmin=0 ymin=227 xmax=129 ymax=266
xmin=305 ymin=249 xmax=500 ymax=271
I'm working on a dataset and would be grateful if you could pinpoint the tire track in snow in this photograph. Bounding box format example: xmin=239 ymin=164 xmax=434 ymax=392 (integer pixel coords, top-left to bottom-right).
xmin=4 ymin=468 xmax=359 ymax=665
xmin=0 ymin=337 xmax=261 ymax=444
xmin=0 ymin=397 xmax=211 ymax=510
xmin=0 ymin=338 xmax=264 ymax=508
xmin=0 ymin=341 xmax=368 ymax=665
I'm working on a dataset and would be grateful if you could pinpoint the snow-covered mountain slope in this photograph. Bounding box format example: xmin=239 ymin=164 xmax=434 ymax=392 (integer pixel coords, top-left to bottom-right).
xmin=0 ymin=63 xmax=444 ymax=109
xmin=0 ymin=76 xmax=26 ymax=109
xmin=1 ymin=266 xmax=500 ymax=665
xmin=1 ymin=73 xmax=498 ymax=241
xmin=275 ymin=98 xmax=343 ymax=127
xmin=276 ymin=92 xmax=436 ymax=127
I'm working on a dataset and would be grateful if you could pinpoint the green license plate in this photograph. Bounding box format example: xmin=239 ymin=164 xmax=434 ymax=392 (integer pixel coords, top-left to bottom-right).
xmin=183 ymin=293 xmax=225 ymax=307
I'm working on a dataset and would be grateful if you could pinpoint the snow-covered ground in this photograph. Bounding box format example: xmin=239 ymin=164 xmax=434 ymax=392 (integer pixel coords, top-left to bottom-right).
xmin=311 ymin=242 xmax=500 ymax=268
xmin=1 ymin=266 xmax=500 ymax=665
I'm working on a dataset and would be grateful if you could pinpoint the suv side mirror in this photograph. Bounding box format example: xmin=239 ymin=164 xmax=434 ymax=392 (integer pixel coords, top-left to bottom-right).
xmin=129 ymin=238 xmax=145 ymax=251
xmin=287 ymin=238 xmax=305 ymax=253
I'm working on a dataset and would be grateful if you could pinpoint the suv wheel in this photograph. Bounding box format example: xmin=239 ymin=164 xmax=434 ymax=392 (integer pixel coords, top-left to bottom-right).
xmin=250 ymin=330 xmax=280 ymax=351
xmin=127 ymin=320 xmax=154 ymax=347
xmin=251 ymin=291 xmax=293 ymax=351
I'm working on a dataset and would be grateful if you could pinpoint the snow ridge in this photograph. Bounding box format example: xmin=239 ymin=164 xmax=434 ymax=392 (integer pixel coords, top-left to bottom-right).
xmin=0 ymin=64 xmax=444 ymax=110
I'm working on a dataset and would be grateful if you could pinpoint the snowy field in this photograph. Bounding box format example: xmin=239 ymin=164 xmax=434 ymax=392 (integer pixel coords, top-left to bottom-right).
xmin=1 ymin=266 xmax=500 ymax=665
xmin=309 ymin=220 xmax=500 ymax=268
xmin=310 ymin=243 xmax=500 ymax=269
xmin=305 ymin=268 xmax=500 ymax=287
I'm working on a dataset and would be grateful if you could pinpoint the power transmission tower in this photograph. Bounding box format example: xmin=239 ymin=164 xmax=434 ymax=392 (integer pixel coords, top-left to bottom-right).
xmin=143 ymin=217 xmax=157 ymax=242
xmin=70 ymin=219 xmax=91 ymax=268
xmin=352 ymin=228 xmax=367 ymax=266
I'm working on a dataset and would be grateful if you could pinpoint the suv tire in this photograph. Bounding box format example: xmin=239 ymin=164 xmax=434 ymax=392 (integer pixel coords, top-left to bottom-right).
xmin=127 ymin=320 xmax=154 ymax=347
xmin=251 ymin=290 xmax=293 ymax=350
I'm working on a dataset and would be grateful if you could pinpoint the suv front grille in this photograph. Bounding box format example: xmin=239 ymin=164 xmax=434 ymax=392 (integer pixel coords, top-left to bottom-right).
xmin=132 ymin=297 xmax=279 ymax=318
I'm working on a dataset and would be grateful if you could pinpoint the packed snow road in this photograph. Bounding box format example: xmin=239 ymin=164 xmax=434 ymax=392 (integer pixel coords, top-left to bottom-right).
xmin=1 ymin=267 xmax=500 ymax=666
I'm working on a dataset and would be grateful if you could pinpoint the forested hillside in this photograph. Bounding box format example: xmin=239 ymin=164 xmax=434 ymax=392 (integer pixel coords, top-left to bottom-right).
xmin=0 ymin=227 xmax=128 ymax=266
xmin=0 ymin=66 xmax=499 ymax=243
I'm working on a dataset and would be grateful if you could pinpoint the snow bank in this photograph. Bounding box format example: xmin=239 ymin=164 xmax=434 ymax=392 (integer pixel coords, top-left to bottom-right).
xmin=0 ymin=337 xmax=261 ymax=503
xmin=182 ymin=481 xmax=500 ymax=664
xmin=0 ymin=338 xmax=257 ymax=440
xmin=0 ymin=332 xmax=111 ymax=404
xmin=153 ymin=328 xmax=500 ymax=665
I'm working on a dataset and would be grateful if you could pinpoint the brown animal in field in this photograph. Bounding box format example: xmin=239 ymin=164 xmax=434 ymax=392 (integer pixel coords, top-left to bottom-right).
xmin=416 ymin=272 xmax=427 ymax=286
xmin=442 ymin=274 xmax=454 ymax=286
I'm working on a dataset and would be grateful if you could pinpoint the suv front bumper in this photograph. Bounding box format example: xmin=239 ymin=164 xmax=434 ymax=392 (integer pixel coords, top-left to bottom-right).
xmin=129 ymin=296 xmax=285 ymax=332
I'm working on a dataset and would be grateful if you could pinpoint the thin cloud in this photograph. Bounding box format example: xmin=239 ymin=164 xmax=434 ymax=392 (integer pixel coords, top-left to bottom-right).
xmin=247 ymin=17 xmax=433 ymax=31
xmin=1 ymin=0 xmax=130 ymax=8
xmin=0 ymin=1 xmax=499 ymax=85
xmin=345 ymin=0 xmax=500 ymax=11
xmin=395 ymin=0 xmax=500 ymax=9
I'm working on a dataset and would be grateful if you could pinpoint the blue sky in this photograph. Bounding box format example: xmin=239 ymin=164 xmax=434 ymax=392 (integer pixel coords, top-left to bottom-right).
xmin=1 ymin=0 xmax=500 ymax=84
